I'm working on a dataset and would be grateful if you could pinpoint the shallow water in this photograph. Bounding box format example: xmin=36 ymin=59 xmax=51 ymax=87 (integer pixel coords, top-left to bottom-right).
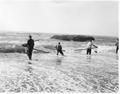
xmin=0 ymin=51 xmax=118 ymax=93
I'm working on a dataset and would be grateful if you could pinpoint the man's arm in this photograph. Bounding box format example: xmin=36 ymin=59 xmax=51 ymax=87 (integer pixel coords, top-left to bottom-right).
xmin=93 ymin=44 xmax=98 ymax=48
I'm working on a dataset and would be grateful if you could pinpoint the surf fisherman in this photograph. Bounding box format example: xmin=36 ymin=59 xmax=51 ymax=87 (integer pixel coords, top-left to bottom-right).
xmin=27 ymin=35 xmax=34 ymax=60
xmin=56 ymin=42 xmax=64 ymax=56
xmin=86 ymin=40 xmax=97 ymax=55
xmin=115 ymin=38 xmax=119 ymax=54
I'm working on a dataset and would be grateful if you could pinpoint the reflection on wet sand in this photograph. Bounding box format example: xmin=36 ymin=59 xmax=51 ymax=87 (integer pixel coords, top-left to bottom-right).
xmin=0 ymin=53 xmax=118 ymax=93
xmin=28 ymin=61 xmax=32 ymax=64
xmin=56 ymin=56 xmax=63 ymax=65
xmin=116 ymin=54 xmax=119 ymax=60
xmin=86 ymin=55 xmax=91 ymax=62
xmin=25 ymin=62 xmax=33 ymax=73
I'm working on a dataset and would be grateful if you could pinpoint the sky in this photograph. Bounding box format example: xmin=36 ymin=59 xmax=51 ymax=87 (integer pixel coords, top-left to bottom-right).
xmin=0 ymin=0 xmax=118 ymax=36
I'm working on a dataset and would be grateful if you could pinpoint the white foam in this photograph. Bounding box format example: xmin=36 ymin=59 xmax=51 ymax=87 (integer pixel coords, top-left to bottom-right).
xmin=0 ymin=40 xmax=22 ymax=44
xmin=97 ymin=45 xmax=115 ymax=53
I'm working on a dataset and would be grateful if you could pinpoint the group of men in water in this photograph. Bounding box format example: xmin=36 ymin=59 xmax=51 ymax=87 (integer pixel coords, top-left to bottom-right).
xmin=26 ymin=35 xmax=64 ymax=60
xmin=26 ymin=35 xmax=119 ymax=60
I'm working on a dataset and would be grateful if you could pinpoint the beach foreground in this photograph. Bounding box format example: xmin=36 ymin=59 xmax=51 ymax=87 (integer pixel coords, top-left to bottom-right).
xmin=0 ymin=52 xmax=118 ymax=93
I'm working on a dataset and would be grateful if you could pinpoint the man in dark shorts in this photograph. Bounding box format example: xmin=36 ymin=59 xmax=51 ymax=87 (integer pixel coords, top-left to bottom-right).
xmin=27 ymin=35 xmax=34 ymax=60
xmin=115 ymin=38 xmax=119 ymax=54
xmin=86 ymin=40 xmax=97 ymax=55
xmin=86 ymin=40 xmax=92 ymax=55
xmin=56 ymin=42 xmax=64 ymax=56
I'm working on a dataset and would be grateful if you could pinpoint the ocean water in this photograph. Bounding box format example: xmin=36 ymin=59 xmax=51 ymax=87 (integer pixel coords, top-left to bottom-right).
xmin=0 ymin=32 xmax=118 ymax=93
xmin=0 ymin=32 xmax=117 ymax=53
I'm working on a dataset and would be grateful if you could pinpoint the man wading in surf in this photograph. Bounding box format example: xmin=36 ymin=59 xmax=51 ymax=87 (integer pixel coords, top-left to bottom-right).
xmin=27 ymin=35 xmax=34 ymax=60
xmin=115 ymin=38 xmax=119 ymax=54
xmin=56 ymin=42 xmax=64 ymax=56
xmin=86 ymin=40 xmax=97 ymax=55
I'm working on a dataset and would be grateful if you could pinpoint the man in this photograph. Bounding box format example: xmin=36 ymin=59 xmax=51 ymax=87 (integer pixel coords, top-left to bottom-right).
xmin=86 ymin=40 xmax=97 ymax=55
xmin=56 ymin=42 xmax=64 ymax=56
xmin=27 ymin=35 xmax=34 ymax=60
xmin=115 ymin=38 xmax=119 ymax=54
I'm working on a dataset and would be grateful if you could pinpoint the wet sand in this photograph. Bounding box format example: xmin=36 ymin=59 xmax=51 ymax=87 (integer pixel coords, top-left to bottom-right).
xmin=0 ymin=52 xmax=118 ymax=93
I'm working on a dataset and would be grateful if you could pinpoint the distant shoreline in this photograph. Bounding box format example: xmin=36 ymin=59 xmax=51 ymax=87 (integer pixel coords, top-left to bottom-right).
xmin=51 ymin=35 xmax=95 ymax=42
xmin=0 ymin=31 xmax=118 ymax=38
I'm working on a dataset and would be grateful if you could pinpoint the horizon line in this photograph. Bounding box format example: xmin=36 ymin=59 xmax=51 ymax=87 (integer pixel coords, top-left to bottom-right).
xmin=0 ymin=30 xmax=118 ymax=38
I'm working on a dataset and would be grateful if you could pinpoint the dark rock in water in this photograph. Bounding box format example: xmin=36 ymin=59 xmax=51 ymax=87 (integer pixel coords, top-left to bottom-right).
xmin=51 ymin=35 xmax=95 ymax=42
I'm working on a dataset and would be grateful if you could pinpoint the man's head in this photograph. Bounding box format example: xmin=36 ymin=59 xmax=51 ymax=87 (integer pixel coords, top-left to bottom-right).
xmin=29 ymin=35 xmax=32 ymax=39
xmin=89 ymin=40 xmax=93 ymax=42
xmin=58 ymin=42 xmax=60 ymax=44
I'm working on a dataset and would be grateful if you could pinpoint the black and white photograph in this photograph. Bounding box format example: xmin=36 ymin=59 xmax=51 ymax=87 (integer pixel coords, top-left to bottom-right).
xmin=0 ymin=0 xmax=119 ymax=93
